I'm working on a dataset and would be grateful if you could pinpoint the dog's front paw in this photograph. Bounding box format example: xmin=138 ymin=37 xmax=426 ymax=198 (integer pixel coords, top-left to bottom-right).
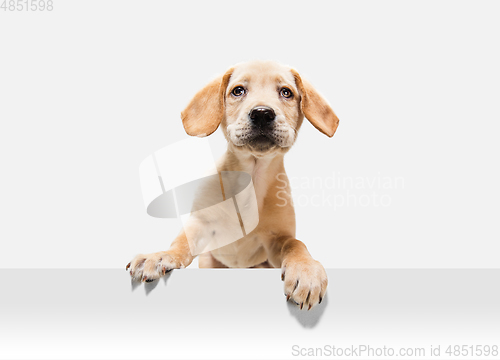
xmin=126 ymin=252 xmax=185 ymax=282
xmin=281 ymin=258 xmax=328 ymax=310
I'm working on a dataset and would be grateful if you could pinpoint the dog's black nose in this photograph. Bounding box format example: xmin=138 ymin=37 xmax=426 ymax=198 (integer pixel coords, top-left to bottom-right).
xmin=249 ymin=106 xmax=275 ymax=126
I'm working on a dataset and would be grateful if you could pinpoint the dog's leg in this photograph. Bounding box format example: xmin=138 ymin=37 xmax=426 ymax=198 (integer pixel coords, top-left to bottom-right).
xmin=266 ymin=236 xmax=328 ymax=310
xmin=126 ymin=231 xmax=194 ymax=282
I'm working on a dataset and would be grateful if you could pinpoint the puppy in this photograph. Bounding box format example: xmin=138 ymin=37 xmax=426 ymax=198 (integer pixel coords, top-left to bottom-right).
xmin=127 ymin=60 xmax=339 ymax=310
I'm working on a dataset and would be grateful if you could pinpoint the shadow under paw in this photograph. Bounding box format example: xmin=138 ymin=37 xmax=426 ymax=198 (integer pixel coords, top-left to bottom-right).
xmin=130 ymin=271 xmax=174 ymax=295
xmin=286 ymin=292 xmax=328 ymax=328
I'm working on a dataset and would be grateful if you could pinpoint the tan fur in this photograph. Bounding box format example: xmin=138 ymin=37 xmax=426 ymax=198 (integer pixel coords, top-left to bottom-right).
xmin=127 ymin=60 xmax=339 ymax=310
xmin=291 ymin=69 xmax=340 ymax=137
xmin=181 ymin=68 xmax=234 ymax=137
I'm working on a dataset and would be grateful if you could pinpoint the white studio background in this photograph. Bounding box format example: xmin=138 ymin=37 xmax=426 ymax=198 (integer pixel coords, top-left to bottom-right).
xmin=0 ymin=1 xmax=499 ymax=269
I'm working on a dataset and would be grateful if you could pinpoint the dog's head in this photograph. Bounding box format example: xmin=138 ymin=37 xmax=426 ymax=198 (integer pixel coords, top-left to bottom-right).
xmin=181 ymin=60 xmax=339 ymax=156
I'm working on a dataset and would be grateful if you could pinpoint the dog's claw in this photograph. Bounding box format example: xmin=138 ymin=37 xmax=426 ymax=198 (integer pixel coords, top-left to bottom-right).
xmin=286 ymin=294 xmax=290 ymax=301
xmin=308 ymin=304 xmax=312 ymax=310
xmin=142 ymin=276 xmax=147 ymax=282
xmin=319 ymin=296 xmax=323 ymax=304
xmin=126 ymin=262 xmax=131 ymax=270
xmin=300 ymin=302 xmax=304 ymax=310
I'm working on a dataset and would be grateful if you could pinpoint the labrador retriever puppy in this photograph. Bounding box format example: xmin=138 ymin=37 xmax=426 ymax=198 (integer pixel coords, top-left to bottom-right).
xmin=127 ymin=60 xmax=339 ymax=310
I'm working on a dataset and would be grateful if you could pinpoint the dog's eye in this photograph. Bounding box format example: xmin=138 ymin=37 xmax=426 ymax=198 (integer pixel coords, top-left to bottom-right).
xmin=280 ymin=87 xmax=293 ymax=98
xmin=231 ymin=86 xmax=246 ymax=97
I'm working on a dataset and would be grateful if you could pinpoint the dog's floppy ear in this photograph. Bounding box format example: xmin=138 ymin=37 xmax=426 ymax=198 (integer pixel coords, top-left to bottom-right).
xmin=181 ymin=68 xmax=234 ymax=137
xmin=291 ymin=69 xmax=339 ymax=137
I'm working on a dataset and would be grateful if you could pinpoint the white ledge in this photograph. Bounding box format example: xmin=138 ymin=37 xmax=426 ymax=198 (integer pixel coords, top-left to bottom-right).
xmin=0 ymin=269 xmax=498 ymax=359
